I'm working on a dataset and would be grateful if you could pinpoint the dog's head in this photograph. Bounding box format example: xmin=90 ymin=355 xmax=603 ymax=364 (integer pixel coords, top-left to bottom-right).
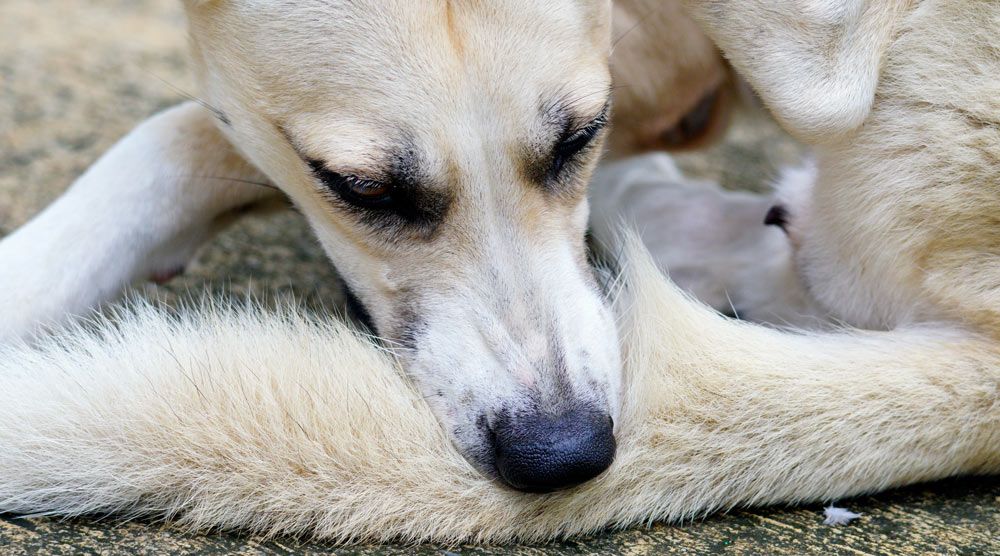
xmin=183 ymin=0 xmax=619 ymax=491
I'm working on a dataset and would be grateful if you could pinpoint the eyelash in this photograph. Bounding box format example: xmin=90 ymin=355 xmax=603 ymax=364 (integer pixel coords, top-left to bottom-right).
xmin=306 ymin=108 xmax=608 ymax=209
xmin=307 ymin=159 xmax=393 ymax=209
xmin=550 ymin=112 xmax=609 ymax=179
xmin=306 ymin=158 xmax=448 ymax=231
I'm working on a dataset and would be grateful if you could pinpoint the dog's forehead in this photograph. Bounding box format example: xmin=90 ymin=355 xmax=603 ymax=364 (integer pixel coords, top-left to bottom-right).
xmin=188 ymin=0 xmax=612 ymax=136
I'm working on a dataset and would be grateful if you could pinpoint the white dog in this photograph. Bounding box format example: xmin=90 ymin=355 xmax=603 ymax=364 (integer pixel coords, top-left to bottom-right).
xmin=2 ymin=0 xmax=1000 ymax=539
xmin=0 ymin=0 xmax=730 ymax=493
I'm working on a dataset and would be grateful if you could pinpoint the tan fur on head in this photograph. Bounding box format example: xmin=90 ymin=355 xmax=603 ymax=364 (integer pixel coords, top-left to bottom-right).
xmin=3 ymin=235 xmax=1000 ymax=543
xmin=176 ymin=0 xmax=624 ymax=482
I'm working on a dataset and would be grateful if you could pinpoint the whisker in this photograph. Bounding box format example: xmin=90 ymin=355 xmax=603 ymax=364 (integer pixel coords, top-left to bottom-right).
xmin=139 ymin=68 xmax=231 ymax=125
xmin=611 ymin=6 xmax=657 ymax=52
xmin=554 ymin=86 xmax=616 ymax=116
xmin=174 ymin=175 xmax=280 ymax=191
xmin=542 ymin=83 xmax=616 ymax=118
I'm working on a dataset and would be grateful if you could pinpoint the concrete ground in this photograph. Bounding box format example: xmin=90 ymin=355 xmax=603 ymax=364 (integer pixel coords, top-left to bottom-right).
xmin=1 ymin=1 xmax=998 ymax=554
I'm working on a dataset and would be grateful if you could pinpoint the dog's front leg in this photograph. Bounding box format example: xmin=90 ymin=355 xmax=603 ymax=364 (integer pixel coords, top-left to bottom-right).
xmin=0 ymin=102 xmax=281 ymax=344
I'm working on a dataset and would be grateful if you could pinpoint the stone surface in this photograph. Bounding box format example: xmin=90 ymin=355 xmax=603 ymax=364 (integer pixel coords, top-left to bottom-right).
xmin=3 ymin=477 xmax=1000 ymax=555
xmin=1 ymin=1 xmax=998 ymax=554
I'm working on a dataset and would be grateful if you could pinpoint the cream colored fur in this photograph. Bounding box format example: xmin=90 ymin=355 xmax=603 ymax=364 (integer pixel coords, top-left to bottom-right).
xmin=3 ymin=237 xmax=999 ymax=543
xmin=771 ymin=1 xmax=1000 ymax=333
xmin=631 ymin=0 xmax=1000 ymax=334
xmin=2 ymin=0 xmax=1000 ymax=543
xmin=678 ymin=0 xmax=916 ymax=143
xmin=0 ymin=1 xmax=628 ymax=476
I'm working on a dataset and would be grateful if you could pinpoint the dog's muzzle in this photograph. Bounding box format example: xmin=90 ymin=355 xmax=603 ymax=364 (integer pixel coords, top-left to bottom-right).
xmin=490 ymin=408 xmax=616 ymax=492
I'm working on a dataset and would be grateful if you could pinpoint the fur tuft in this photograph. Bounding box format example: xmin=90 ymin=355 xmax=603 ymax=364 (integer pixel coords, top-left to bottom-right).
xmin=823 ymin=505 xmax=861 ymax=526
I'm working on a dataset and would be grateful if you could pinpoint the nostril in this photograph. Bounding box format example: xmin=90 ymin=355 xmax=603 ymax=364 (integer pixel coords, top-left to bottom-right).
xmin=491 ymin=409 xmax=616 ymax=493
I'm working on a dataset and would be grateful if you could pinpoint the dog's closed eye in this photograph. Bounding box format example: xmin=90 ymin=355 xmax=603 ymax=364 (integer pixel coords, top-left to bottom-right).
xmin=305 ymin=157 xmax=450 ymax=235
xmin=307 ymin=159 xmax=393 ymax=208
xmin=549 ymin=105 xmax=609 ymax=180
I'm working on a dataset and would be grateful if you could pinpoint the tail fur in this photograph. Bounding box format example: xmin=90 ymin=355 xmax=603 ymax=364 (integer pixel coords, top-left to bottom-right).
xmin=2 ymin=237 xmax=999 ymax=543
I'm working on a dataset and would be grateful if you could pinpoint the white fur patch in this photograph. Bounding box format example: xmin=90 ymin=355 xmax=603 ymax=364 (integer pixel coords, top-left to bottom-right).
xmin=823 ymin=505 xmax=861 ymax=526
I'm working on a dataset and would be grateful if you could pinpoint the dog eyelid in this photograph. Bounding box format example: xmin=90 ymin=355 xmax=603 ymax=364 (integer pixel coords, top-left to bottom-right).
xmin=564 ymin=119 xmax=604 ymax=144
xmin=306 ymin=158 xmax=393 ymax=206
xmin=548 ymin=103 xmax=610 ymax=180
xmin=341 ymin=175 xmax=390 ymax=197
xmin=565 ymin=102 xmax=610 ymax=140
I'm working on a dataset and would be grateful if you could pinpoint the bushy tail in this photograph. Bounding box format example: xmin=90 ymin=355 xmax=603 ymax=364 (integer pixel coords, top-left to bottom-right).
xmin=2 ymin=238 xmax=999 ymax=543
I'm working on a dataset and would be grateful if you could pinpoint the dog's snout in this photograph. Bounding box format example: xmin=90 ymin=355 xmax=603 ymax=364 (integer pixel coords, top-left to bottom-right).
xmin=491 ymin=409 xmax=616 ymax=492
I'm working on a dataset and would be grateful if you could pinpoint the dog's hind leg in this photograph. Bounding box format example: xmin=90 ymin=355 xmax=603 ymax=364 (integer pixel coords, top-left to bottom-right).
xmin=0 ymin=102 xmax=282 ymax=344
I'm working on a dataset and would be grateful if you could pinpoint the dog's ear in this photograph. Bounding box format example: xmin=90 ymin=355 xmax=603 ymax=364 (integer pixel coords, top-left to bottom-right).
xmin=681 ymin=0 xmax=915 ymax=143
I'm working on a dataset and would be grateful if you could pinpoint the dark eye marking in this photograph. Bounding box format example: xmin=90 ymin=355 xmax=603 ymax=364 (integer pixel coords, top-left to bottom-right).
xmin=307 ymin=159 xmax=393 ymax=209
xmin=549 ymin=104 xmax=610 ymax=180
xmin=305 ymin=157 xmax=450 ymax=235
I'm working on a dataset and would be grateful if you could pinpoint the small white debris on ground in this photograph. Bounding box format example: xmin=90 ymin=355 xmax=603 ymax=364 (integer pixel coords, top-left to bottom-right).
xmin=823 ymin=505 xmax=862 ymax=525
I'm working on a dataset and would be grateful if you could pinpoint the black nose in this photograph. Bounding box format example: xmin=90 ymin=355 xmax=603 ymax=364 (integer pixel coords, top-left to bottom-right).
xmin=491 ymin=409 xmax=616 ymax=492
